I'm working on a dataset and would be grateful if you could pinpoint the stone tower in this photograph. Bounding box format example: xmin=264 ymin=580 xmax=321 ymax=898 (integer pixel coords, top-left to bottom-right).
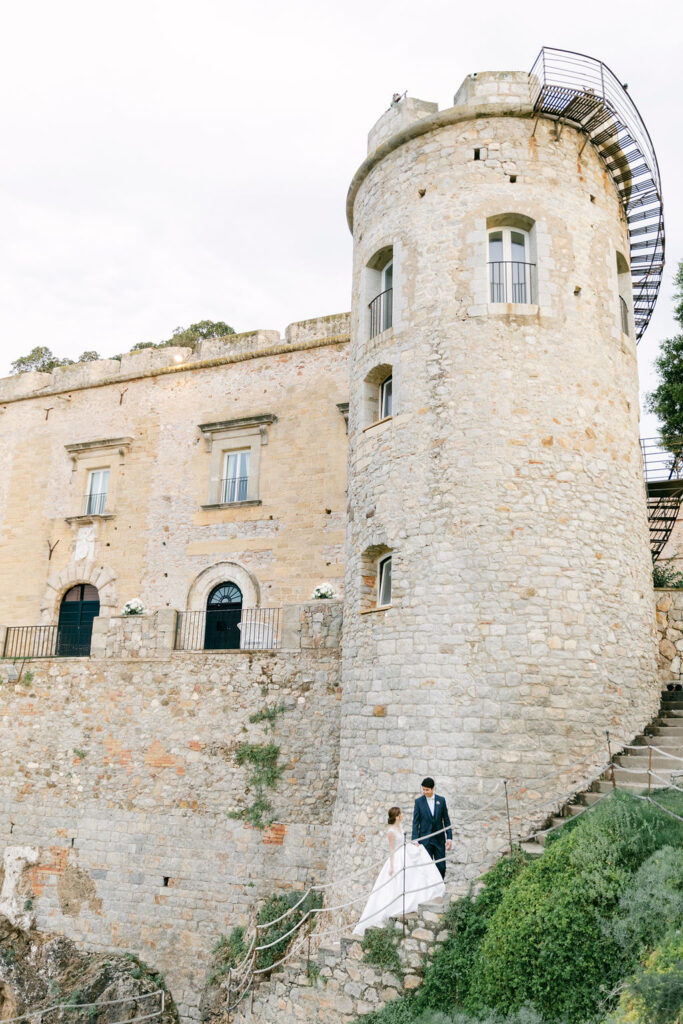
xmin=327 ymin=68 xmax=660 ymax=896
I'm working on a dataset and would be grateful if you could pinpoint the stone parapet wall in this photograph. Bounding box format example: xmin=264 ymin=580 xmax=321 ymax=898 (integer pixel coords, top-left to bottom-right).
xmin=0 ymin=637 xmax=341 ymax=1023
xmin=91 ymin=609 xmax=178 ymax=658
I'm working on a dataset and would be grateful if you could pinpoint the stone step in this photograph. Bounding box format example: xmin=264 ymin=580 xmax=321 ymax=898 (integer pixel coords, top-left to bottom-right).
xmin=520 ymin=841 xmax=543 ymax=856
xmin=615 ymin=754 xmax=683 ymax=769
xmin=566 ymin=802 xmax=586 ymax=816
xmin=579 ymin=790 xmax=606 ymax=806
xmin=594 ymin=780 xmax=663 ymax=793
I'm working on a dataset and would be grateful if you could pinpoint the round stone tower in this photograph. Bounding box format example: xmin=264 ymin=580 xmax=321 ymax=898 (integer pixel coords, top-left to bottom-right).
xmin=327 ymin=67 xmax=660 ymax=897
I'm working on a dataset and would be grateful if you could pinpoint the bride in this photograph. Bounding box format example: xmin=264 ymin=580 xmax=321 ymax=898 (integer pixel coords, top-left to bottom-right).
xmin=353 ymin=807 xmax=446 ymax=936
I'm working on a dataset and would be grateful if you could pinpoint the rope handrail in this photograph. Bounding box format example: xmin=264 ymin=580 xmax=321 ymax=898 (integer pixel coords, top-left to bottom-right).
xmin=1 ymin=991 xmax=164 ymax=1024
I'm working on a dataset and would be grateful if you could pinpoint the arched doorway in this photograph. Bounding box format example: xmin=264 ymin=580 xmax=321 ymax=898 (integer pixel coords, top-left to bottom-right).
xmin=204 ymin=582 xmax=243 ymax=650
xmin=57 ymin=584 xmax=100 ymax=656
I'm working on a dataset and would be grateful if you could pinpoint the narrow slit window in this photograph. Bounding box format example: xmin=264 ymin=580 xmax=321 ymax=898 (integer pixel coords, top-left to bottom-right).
xmin=379 ymin=375 xmax=393 ymax=419
xmin=377 ymin=555 xmax=392 ymax=607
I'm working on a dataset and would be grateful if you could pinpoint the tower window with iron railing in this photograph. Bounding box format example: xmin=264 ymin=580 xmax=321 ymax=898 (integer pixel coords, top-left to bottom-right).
xmin=368 ymin=255 xmax=393 ymax=338
xmin=488 ymin=227 xmax=535 ymax=304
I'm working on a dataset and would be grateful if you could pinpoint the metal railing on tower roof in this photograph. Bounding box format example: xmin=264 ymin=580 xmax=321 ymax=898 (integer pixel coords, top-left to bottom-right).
xmin=529 ymin=47 xmax=664 ymax=342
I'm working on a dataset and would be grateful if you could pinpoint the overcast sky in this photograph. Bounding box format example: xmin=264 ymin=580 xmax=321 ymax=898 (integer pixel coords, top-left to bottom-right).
xmin=0 ymin=0 xmax=679 ymax=435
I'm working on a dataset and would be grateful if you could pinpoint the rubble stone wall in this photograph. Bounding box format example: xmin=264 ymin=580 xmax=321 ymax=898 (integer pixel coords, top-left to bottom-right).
xmin=0 ymin=604 xmax=342 ymax=1023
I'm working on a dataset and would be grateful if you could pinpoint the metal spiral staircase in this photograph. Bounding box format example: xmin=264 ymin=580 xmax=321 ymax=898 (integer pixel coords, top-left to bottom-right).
xmin=641 ymin=438 xmax=683 ymax=560
xmin=531 ymin=49 xmax=674 ymax=554
xmin=529 ymin=47 xmax=664 ymax=342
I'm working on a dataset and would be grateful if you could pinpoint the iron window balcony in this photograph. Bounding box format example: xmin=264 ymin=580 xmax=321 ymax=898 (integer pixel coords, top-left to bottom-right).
xmin=488 ymin=261 xmax=535 ymax=304
xmin=220 ymin=475 xmax=249 ymax=504
xmin=369 ymin=287 xmax=393 ymax=338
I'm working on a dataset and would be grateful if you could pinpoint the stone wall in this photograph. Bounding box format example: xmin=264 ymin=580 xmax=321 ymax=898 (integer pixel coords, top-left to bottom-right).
xmin=655 ymin=588 xmax=683 ymax=684
xmin=0 ymin=604 xmax=342 ymax=1023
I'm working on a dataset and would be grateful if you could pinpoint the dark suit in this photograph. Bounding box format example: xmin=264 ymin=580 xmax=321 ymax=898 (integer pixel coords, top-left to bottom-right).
xmin=411 ymin=794 xmax=452 ymax=879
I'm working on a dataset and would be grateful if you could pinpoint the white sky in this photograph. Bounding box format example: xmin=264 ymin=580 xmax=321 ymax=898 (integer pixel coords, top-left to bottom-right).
xmin=0 ymin=0 xmax=680 ymax=436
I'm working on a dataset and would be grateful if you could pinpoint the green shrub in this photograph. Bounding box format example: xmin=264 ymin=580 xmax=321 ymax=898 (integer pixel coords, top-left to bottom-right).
xmin=653 ymin=558 xmax=683 ymax=589
xmin=361 ymin=921 xmax=403 ymax=977
xmin=207 ymin=926 xmax=248 ymax=985
xmin=255 ymin=890 xmax=322 ymax=973
xmin=466 ymin=792 xmax=683 ymax=1024
xmin=608 ymin=845 xmax=683 ymax=956
xmin=417 ymin=851 xmax=530 ymax=1011
xmin=602 ymin=931 xmax=683 ymax=1023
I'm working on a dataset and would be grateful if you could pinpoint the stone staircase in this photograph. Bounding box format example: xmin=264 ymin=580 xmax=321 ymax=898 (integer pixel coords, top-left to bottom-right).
xmin=521 ymin=687 xmax=683 ymax=856
xmin=230 ymin=898 xmax=449 ymax=1023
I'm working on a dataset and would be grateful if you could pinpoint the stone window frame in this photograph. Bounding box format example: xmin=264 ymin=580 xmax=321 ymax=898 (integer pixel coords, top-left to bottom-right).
xmin=469 ymin=212 xmax=550 ymax=316
xmin=199 ymin=414 xmax=276 ymax=509
xmin=361 ymin=363 xmax=393 ymax=432
xmin=64 ymin=436 xmax=132 ymax=524
xmin=360 ymin=543 xmax=393 ymax=613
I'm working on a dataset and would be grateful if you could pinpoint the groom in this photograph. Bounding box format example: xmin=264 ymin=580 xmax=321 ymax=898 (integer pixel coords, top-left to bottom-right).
xmin=411 ymin=776 xmax=452 ymax=879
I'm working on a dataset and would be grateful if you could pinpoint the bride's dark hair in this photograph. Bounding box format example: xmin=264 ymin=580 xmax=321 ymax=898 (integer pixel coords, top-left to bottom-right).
xmin=387 ymin=806 xmax=401 ymax=825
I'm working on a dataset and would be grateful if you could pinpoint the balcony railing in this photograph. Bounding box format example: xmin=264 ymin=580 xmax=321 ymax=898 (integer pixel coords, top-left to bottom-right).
xmin=489 ymin=261 xmax=535 ymax=304
xmin=640 ymin=437 xmax=683 ymax=560
xmin=220 ymin=475 xmax=249 ymax=504
xmin=83 ymin=491 xmax=107 ymax=515
xmin=641 ymin=437 xmax=683 ymax=485
xmin=2 ymin=624 xmax=93 ymax=659
xmin=174 ymin=607 xmax=282 ymax=651
xmin=369 ymin=288 xmax=393 ymax=338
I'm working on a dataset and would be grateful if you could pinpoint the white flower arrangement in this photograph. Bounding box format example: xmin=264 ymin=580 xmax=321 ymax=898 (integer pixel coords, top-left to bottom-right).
xmin=122 ymin=598 xmax=146 ymax=616
xmin=311 ymin=583 xmax=335 ymax=600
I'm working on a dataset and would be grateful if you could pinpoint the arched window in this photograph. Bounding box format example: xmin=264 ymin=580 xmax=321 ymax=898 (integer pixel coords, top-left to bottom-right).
xmin=616 ymin=251 xmax=633 ymax=337
xmin=57 ymin=583 xmax=100 ymax=657
xmin=360 ymin=544 xmax=393 ymax=611
xmin=361 ymin=363 xmax=393 ymax=428
xmin=488 ymin=227 xmax=532 ymax=303
xmin=204 ymin=582 xmax=243 ymax=650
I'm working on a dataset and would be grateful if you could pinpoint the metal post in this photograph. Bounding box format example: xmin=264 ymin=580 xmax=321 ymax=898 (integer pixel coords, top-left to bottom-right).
xmin=226 ymin=968 xmax=232 ymax=1024
xmin=306 ymin=890 xmax=312 ymax=977
xmin=503 ymin=780 xmax=513 ymax=851
xmin=606 ymin=730 xmax=616 ymax=789
xmin=160 ymin=991 xmax=165 ymax=1021
xmin=648 ymin=741 xmax=652 ymax=797
xmin=401 ymin=832 xmax=407 ymax=938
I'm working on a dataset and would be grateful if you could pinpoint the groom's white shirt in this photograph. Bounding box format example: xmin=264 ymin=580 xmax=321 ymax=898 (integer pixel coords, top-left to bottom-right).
xmin=426 ymin=795 xmax=435 ymax=816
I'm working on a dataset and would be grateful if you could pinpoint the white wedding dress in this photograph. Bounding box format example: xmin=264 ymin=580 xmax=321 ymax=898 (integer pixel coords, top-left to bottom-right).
xmin=353 ymin=825 xmax=446 ymax=936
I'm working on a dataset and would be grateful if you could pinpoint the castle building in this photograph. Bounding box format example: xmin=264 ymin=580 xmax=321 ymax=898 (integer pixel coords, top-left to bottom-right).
xmin=0 ymin=48 xmax=669 ymax=1023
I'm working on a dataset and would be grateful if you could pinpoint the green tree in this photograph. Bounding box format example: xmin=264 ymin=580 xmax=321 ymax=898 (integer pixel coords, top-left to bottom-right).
xmin=130 ymin=320 xmax=236 ymax=354
xmin=647 ymin=260 xmax=683 ymax=442
xmin=10 ymin=346 xmax=72 ymax=375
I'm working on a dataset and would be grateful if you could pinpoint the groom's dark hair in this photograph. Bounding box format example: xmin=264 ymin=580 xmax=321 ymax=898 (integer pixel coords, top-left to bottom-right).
xmin=421 ymin=777 xmax=435 ymax=789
